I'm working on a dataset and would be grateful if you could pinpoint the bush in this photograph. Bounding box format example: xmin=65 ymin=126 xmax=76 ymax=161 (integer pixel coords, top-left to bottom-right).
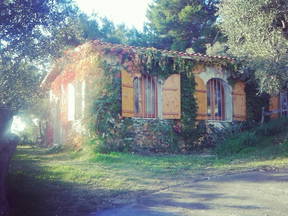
xmin=255 ymin=117 xmax=288 ymax=136
xmin=215 ymin=131 xmax=259 ymax=157
xmin=215 ymin=118 xmax=288 ymax=157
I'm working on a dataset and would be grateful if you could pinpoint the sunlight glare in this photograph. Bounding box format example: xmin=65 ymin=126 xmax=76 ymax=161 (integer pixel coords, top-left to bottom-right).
xmin=11 ymin=116 xmax=26 ymax=134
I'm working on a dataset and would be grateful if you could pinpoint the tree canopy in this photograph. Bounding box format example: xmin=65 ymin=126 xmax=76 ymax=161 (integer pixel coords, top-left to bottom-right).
xmin=218 ymin=0 xmax=288 ymax=93
xmin=0 ymin=0 xmax=78 ymax=112
xmin=146 ymin=0 xmax=220 ymax=53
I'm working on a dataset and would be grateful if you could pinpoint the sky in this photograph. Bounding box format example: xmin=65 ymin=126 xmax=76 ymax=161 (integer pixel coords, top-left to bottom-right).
xmin=75 ymin=0 xmax=153 ymax=30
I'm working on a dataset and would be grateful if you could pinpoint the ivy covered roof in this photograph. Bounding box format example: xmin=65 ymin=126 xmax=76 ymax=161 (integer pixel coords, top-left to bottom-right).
xmin=41 ymin=40 xmax=235 ymax=88
xmin=91 ymin=40 xmax=235 ymax=62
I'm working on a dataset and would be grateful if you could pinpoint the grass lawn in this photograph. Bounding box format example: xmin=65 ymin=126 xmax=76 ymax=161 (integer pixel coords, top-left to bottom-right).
xmin=8 ymin=143 xmax=288 ymax=216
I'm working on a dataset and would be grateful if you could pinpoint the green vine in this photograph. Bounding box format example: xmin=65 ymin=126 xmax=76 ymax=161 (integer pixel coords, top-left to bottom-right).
xmin=86 ymin=47 xmax=238 ymax=153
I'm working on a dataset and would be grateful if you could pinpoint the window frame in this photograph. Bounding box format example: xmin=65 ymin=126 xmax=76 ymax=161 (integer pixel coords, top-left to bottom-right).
xmin=67 ymin=83 xmax=75 ymax=121
xmin=207 ymin=78 xmax=226 ymax=121
xmin=133 ymin=75 xmax=158 ymax=118
xmin=280 ymin=91 xmax=288 ymax=117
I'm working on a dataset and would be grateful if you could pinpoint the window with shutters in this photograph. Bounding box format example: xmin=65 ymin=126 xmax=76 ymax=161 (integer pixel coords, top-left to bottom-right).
xmin=207 ymin=78 xmax=226 ymax=121
xmin=133 ymin=75 xmax=157 ymax=118
xmin=122 ymin=71 xmax=181 ymax=119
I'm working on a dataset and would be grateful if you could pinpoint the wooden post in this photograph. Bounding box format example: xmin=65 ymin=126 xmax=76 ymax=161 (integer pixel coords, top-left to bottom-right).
xmin=261 ymin=107 xmax=265 ymax=124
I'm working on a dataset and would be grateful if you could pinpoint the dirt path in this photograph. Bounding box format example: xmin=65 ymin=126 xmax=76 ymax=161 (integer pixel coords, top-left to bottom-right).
xmin=90 ymin=169 xmax=288 ymax=216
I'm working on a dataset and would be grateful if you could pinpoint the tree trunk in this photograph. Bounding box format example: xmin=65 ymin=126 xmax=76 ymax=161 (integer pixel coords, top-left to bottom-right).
xmin=0 ymin=108 xmax=18 ymax=216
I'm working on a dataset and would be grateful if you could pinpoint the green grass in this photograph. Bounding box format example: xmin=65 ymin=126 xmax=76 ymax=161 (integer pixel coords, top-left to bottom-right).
xmin=9 ymin=139 xmax=288 ymax=216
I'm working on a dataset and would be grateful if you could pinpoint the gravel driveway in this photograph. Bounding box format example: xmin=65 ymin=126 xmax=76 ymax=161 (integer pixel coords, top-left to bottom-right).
xmin=91 ymin=168 xmax=288 ymax=216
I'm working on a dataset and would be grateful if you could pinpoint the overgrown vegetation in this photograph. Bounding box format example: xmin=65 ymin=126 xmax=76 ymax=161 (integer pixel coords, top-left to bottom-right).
xmin=85 ymin=47 xmax=208 ymax=153
xmin=215 ymin=118 xmax=288 ymax=157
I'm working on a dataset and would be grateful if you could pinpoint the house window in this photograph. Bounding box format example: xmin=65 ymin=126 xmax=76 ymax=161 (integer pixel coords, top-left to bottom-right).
xmin=81 ymin=80 xmax=86 ymax=119
xmin=67 ymin=83 xmax=75 ymax=121
xmin=207 ymin=78 xmax=226 ymax=121
xmin=133 ymin=75 xmax=157 ymax=118
xmin=75 ymin=81 xmax=83 ymax=120
xmin=280 ymin=91 xmax=288 ymax=116
xmin=122 ymin=70 xmax=180 ymax=119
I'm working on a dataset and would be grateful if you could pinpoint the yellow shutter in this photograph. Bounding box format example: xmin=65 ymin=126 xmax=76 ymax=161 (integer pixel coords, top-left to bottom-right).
xmin=232 ymin=81 xmax=246 ymax=121
xmin=162 ymin=74 xmax=181 ymax=119
xmin=195 ymin=76 xmax=207 ymax=120
xmin=121 ymin=70 xmax=134 ymax=117
xmin=269 ymin=95 xmax=279 ymax=119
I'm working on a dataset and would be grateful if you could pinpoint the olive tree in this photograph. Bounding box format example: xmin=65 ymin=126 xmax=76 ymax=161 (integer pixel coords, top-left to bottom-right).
xmin=218 ymin=0 xmax=288 ymax=93
xmin=0 ymin=1 xmax=78 ymax=215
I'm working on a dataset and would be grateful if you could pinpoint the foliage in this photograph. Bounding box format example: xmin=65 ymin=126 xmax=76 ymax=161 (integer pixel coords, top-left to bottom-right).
xmin=82 ymin=46 xmax=205 ymax=153
xmin=215 ymin=131 xmax=259 ymax=156
xmin=179 ymin=68 xmax=202 ymax=150
xmin=0 ymin=0 xmax=78 ymax=113
xmin=86 ymin=60 xmax=132 ymax=153
xmin=255 ymin=117 xmax=288 ymax=136
xmin=245 ymin=78 xmax=270 ymax=122
xmin=0 ymin=0 xmax=77 ymax=58
xmin=206 ymin=41 xmax=228 ymax=57
xmin=146 ymin=0 xmax=221 ymax=52
xmin=215 ymin=117 xmax=288 ymax=157
xmin=0 ymin=62 xmax=41 ymax=111
xmin=218 ymin=0 xmax=288 ymax=93
xmin=65 ymin=13 xmax=158 ymax=49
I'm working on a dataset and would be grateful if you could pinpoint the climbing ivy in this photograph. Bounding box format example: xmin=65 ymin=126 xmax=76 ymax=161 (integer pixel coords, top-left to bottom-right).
xmin=83 ymin=46 xmax=237 ymax=153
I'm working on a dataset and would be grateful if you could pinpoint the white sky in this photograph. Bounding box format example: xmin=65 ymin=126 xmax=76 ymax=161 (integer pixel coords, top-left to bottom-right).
xmin=75 ymin=0 xmax=153 ymax=30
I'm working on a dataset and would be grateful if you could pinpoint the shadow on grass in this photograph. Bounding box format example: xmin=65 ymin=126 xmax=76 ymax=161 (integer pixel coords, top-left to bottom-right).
xmin=8 ymin=147 xmax=152 ymax=216
xmin=9 ymin=146 xmax=288 ymax=216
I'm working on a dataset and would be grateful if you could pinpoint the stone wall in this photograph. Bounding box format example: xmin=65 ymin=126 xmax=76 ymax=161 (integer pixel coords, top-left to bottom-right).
xmin=129 ymin=119 xmax=181 ymax=153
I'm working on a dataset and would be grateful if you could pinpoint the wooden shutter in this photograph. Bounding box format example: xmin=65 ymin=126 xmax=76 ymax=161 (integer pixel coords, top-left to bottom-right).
xmin=232 ymin=81 xmax=246 ymax=121
xmin=269 ymin=95 xmax=279 ymax=119
xmin=121 ymin=69 xmax=134 ymax=117
xmin=195 ymin=76 xmax=207 ymax=120
xmin=162 ymin=74 xmax=181 ymax=119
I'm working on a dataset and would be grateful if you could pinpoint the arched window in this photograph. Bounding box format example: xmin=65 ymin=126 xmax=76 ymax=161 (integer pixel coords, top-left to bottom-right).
xmin=133 ymin=77 xmax=142 ymax=114
xmin=133 ymin=75 xmax=157 ymax=118
xmin=207 ymin=78 xmax=226 ymax=120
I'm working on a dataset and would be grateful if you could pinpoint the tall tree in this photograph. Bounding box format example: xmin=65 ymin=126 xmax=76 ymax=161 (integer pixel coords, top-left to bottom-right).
xmin=218 ymin=0 xmax=288 ymax=93
xmin=0 ymin=1 xmax=77 ymax=215
xmin=74 ymin=13 xmax=158 ymax=48
xmin=146 ymin=0 xmax=220 ymax=53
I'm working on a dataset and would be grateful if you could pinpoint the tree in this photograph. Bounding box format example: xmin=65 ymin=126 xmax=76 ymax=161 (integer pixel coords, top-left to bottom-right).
xmin=218 ymin=0 xmax=288 ymax=93
xmin=74 ymin=13 xmax=158 ymax=48
xmin=146 ymin=0 xmax=220 ymax=52
xmin=0 ymin=1 xmax=78 ymax=215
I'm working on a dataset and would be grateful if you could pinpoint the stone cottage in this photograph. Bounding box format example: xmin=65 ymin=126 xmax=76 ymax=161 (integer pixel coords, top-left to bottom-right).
xmin=41 ymin=40 xmax=247 ymax=152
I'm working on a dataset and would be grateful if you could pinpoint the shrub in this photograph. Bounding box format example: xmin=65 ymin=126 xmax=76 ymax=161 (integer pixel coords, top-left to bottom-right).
xmin=255 ymin=117 xmax=288 ymax=136
xmin=215 ymin=118 xmax=288 ymax=157
xmin=215 ymin=131 xmax=259 ymax=157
